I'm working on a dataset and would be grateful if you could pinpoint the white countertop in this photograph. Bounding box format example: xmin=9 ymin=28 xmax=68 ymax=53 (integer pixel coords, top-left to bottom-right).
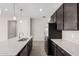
xmin=51 ymin=39 xmax=79 ymax=56
xmin=0 ymin=36 xmax=32 ymax=56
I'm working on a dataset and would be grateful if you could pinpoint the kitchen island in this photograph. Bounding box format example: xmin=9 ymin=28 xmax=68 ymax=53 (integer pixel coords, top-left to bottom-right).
xmin=0 ymin=36 xmax=32 ymax=56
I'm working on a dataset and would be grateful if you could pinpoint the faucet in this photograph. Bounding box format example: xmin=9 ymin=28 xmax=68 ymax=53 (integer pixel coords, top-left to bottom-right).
xmin=19 ymin=32 xmax=24 ymax=39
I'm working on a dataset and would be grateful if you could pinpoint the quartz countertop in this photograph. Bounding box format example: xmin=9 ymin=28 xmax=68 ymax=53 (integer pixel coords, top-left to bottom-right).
xmin=51 ymin=39 xmax=79 ymax=56
xmin=0 ymin=36 xmax=32 ymax=56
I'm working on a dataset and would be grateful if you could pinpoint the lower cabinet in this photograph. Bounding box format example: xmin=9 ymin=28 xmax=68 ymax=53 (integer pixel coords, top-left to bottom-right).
xmin=50 ymin=40 xmax=71 ymax=56
xmin=45 ymin=36 xmax=48 ymax=55
xmin=17 ymin=38 xmax=32 ymax=56
xmin=56 ymin=45 xmax=71 ymax=56
xmin=50 ymin=41 xmax=56 ymax=56
xmin=56 ymin=49 xmax=63 ymax=56
xmin=27 ymin=38 xmax=32 ymax=55
xmin=20 ymin=45 xmax=28 ymax=56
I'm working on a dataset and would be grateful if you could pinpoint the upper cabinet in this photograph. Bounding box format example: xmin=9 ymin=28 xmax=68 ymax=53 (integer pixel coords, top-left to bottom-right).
xmin=50 ymin=13 xmax=56 ymax=23
xmin=57 ymin=4 xmax=64 ymax=30
xmin=51 ymin=3 xmax=79 ymax=30
xmin=64 ymin=3 xmax=77 ymax=30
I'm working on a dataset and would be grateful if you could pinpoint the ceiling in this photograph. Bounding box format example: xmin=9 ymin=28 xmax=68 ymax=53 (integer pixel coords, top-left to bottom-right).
xmin=0 ymin=3 xmax=62 ymax=18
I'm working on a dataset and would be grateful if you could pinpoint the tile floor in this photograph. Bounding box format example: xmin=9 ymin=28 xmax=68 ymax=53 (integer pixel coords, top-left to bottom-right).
xmin=30 ymin=41 xmax=47 ymax=56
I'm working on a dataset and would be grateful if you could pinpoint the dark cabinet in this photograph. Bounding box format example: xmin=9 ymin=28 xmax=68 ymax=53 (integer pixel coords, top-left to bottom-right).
xmin=45 ymin=36 xmax=48 ymax=55
xmin=57 ymin=4 xmax=64 ymax=30
xmin=17 ymin=38 xmax=32 ymax=56
xmin=51 ymin=3 xmax=79 ymax=30
xmin=56 ymin=45 xmax=71 ymax=56
xmin=50 ymin=41 xmax=56 ymax=56
xmin=27 ymin=38 xmax=32 ymax=55
xmin=48 ymin=23 xmax=62 ymax=39
xmin=49 ymin=23 xmax=57 ymax=31
xmin=50 ymin=40 xmax=71 ymax=56
xmin=64 ymin=3 xmax=77 ymax=30
xmin=50 ymin=13 xmax=56 ymax=23
xmin=20 ymin=45 xmax=28 ymax=56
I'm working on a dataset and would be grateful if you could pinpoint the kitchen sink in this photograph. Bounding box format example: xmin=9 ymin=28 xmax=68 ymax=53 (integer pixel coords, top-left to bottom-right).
xmin=18 ymin=38 xmax=28 ymax=42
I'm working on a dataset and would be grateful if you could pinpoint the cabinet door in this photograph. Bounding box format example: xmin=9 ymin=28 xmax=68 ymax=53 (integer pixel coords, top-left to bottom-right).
xmin=50 ymin=13 xmax=56 ymax=23
xmin=56 ymin=49 xmax=64 ymax=56
xmin=50 ymin=41 xmax=56 ymax=56
xmin=56 ymin=45 xmax=71 ymax=56
xmin=64 ymin=3 xmax=77 ymax=30
xmin=27 ymin=39 xmax=32 ymax=55
xmin=45 ymin=36 xmax=48 ymax=55
xmin=29 ymin=39 xmax=32 ymax=52
xmin=57 ymin=5 xmax=64 ymax=30
xmin=20 ymin=45 xmax=28 ymax=56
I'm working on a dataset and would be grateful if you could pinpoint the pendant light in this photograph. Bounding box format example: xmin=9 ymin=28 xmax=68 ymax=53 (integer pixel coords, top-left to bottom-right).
xmin=0 ymin=9 xmax=2 ymax=15
xmin=13 ymin=3 xmax=16 ymax=20
xmin=19 ymin=8 xmax=23 ymax=23
xmin=4 ymin=8 xmax=8 ymax=11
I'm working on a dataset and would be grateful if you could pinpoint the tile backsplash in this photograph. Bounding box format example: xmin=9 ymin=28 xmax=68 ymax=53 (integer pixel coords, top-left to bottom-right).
xmin=62 ymin=31 xmax=79 ymax=44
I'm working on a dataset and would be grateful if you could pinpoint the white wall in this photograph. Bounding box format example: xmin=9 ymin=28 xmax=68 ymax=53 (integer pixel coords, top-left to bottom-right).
xmin=32 ymin=17 xmax=49 ymax=41
xmin=0 ymin=16 xmax=7 ymax=41
xmin=62 ymin=31 xmax=79 ymax=44
xmin=17 ymin=17 xmax=31 ymax=39
xmin=0 ymin=16 xmax=31 ymax=42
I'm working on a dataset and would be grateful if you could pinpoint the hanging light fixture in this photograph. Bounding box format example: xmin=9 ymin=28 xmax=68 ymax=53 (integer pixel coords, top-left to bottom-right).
xmin=19 ymin=8 xmax=23 ymax=23
xmin=13 ymin=3 xmax=16 ymax=20
xmin=0 ymin=9 xmax=2 ymax=15
xmin=4 ymin=8 xmax=8 ymax=11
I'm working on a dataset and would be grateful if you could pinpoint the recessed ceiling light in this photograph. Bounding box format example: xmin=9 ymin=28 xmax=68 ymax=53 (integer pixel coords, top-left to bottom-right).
xmin=4 ymin=8 xmax=8 ymax=11
xmin=40 ymin=8 xmax=43 ymax=12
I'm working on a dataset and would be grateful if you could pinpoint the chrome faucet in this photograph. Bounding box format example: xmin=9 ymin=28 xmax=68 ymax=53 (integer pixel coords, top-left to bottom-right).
xmin=19 ymin=32 xmax=24 ymax=39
